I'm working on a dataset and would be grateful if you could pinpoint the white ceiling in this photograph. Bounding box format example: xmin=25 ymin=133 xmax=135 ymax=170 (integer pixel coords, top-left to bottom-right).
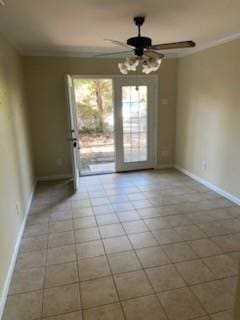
xmin=0 ymin=0 xmax=240 ymax=58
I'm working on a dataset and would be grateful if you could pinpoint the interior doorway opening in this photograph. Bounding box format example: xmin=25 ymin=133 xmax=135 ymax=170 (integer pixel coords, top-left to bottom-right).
xmin=73 ymin=78 xmax=115 ymax=175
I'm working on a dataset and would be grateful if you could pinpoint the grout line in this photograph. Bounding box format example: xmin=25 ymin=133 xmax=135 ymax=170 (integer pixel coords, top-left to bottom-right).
xmin=95 ymin=214 xmax=128 ymax=320
xmin=73 ymin=213 xmax=84 ymax=320
xmin=40 ymin=187 xmax=51 ymax=319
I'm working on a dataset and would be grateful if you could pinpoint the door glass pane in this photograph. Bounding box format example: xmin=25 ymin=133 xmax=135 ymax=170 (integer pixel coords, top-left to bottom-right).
xmin=122 ymin=86 xmax=147 ymax=163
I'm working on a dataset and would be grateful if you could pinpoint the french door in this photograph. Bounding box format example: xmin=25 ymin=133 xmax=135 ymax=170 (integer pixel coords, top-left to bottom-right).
xmin=66 ymin=75 xmax=157 ymax=189
xmin=114 ymin=76 xmax=157 ymax=172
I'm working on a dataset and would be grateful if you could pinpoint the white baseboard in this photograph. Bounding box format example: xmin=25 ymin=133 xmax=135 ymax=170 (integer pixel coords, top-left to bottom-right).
xmin=155 ymin=164 xmax=174 ymax=170
xmin=175 ymin=165 xmax=240 ymax=206
xmin=0 ymin=182 xmax=36 ymax=319
xmin=37 ymin=173 xmax=72 ymax=181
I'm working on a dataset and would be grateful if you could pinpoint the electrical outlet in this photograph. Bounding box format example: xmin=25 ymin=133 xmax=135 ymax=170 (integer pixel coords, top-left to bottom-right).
xmin=57 ymin=158 xmax=63 ymax=167
xmin=202 ymin=160 xmax=208 ymax=171
xmin=16 ymin=202 xmax=21 ymax=215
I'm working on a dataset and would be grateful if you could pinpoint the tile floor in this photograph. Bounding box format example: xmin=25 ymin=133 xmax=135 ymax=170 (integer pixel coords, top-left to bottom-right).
xmin=3 ymin=169 xmax=240 ymax=320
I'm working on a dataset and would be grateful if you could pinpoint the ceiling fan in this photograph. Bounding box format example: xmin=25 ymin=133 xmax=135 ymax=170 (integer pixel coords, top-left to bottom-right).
xmin=99 ymin=16 xmax=196 ymax=74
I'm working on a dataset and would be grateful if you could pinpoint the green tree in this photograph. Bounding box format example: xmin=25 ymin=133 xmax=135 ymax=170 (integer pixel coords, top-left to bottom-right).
xmin=74 ymin=79 xmax=113 ymax=133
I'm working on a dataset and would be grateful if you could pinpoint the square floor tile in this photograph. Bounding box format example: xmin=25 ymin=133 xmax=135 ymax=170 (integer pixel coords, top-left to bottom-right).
xmin=80 ymin=276 xmax=118 ymax=308
xmin=48 ymin=231 xmax=75 ymax=248
xmin=112 ymin=202 xmax=134 ymax=212
xmin=221 ymin=276 xmax=238 ymax=295
xmin=27 ymin=211 xmax=49 ymax=225
xmin=42 ymin=311 xmax=82 ymax=319
xmin=91 ymin=197 xmax=110 ymax=206
xmin=128 ymin=232 xmax=158 ymax=249
xmin=95 ymin=214 xmax=119 ymax=226
xmin=99 ymin=223 xmax=125 ymax=238
xmin=158 ymin=287 xmax=206 ymax=320
xmin=163 ymin=215 xmax=192 ymax=227
xmin=15 ymin=250 xmax=46 ymax=270
xmin=114 ymin=270 xmax=153 ymax=300
xmin=152 ymin=228 xmax=182 ymax=244
xmin=83 ymin=303 xmax=124 ymax=320
xmin=9 ymin=267 xmax=44 ymax=294
xmin=122 ymin=295 xmax=167 ymax=320
xmin=3 ymin=290 xmax=42 ymax=320
xmin=211 ymin=233 xmax=240 ymax=252
xmin=122 ymin=221 xmax=148 ymax=234
xmin=128 ymin=193 xmax=146 ymax=201
xmin=19 ymin=235 xmax=48 ymax=253
xmin=78 ymin=255 xmax=111 ymax=281
xmin=108 ymin=251 xmax=141 ymax=274
xmin=45 ymin=262 xmax=78 ymax=288
xmin=162 ymin=242 xmax=198 ymax=262
xmin=103 ymin=236 xmax=132 ymax=254
xmin=175 ymin=225 xmax=206 ymax=240
xmin=49 ymin=220 xmax=73 ymax=233
xmin=197 ymin=222 xmax=228 ymax=237
xmin=175 ymin=259 xmax=216 ymax=285
xmin=47 ymin=245 xmax=76 ymax=265
xmin=72 ymin=199 xmax=91 ymax=209
xmin=74 ymin=217 xmax=97 ymax=229
xmin=74 ymin=227 xmax=100 ymax=243
xmin=43 ymin=283 xmax=81 ymax=317
xmin=73 ymin=207 xmax=94 ymax=218
xmin=145 ymin=265 xmax=185 ymax=292
xmin=23 ymin=223 xmax=48 ymax=238
xmin=189 ymin=239 xmax=222 ymax=257
xmin=136 ymin=246 xmax=170 ymax=268
xmin=117 ymin=210 xmax=140 ymax=222
xmin=76 ymin=240 xmax=105 ymax=259
xmin=210 ymin=310 xmax=232 ymax=320
xmin=131 ymin=199 xmax=153 ymax=209
xmin=50 ymin=210 xmax=73 ymax=221
xmin=143 ymin=217 xmax=170 ymax=231
xmin=203 ymin=254 xmax=238 ymax=278
xmin=108 ymin=195 xmax=129 ymax=204
xmin=93 ymin=205 xmax=114 ymax=215
xmin=191 ymin=280 xmax=234 ymax=313
xmin=137 ymin=207 xmax=162 ymax=218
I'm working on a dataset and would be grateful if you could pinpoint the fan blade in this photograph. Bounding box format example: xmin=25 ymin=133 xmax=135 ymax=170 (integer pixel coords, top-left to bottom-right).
xmin=93 ymin=50 xmax=133 ymax=58
xmin=150 ymin=40 xmax=195 ymax=50
xmin=104 ymin=39 xmax=132 ymax=49
xmin=144 ymin=50 xmax=164 ymax=59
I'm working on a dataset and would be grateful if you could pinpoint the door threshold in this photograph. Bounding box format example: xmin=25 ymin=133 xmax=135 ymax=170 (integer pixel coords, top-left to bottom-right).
xmin=80 ymin=170 xmax=116 ymax=177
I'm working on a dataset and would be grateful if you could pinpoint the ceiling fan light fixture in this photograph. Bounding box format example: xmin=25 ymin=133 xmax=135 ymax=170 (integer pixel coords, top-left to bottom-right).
xmin=118 ymin=62 xmax=128 ymax=74
xmin=125 ymin=57 xmax=139 ymax=71
xmin=119 ymin=56 xmax=162 ymax=75
xmin=142 ymin=56 xmax=162 ymax=74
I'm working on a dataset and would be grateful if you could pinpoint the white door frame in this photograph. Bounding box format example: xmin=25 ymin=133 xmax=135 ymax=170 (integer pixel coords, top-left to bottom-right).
xmin=69 ymin=74 xmax=159 ymax=173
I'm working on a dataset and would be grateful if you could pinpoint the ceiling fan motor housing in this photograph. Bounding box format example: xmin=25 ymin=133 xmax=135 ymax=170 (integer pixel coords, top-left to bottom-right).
xmin=127 ymin=37 xmax=152 ymax=55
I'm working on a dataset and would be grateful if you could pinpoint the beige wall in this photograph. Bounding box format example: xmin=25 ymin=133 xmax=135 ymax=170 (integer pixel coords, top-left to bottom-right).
xmin=176 ymin=39 xmax=240 ymax=199
xmin=0 ymin=34 xmax=34 ymax=308
xmin=22 ymin=57 xmax=178 ymax=178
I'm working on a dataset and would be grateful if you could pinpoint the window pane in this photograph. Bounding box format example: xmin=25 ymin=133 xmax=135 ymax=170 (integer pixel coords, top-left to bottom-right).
xmin=122 ymin=86 xmax=148 ymax=163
